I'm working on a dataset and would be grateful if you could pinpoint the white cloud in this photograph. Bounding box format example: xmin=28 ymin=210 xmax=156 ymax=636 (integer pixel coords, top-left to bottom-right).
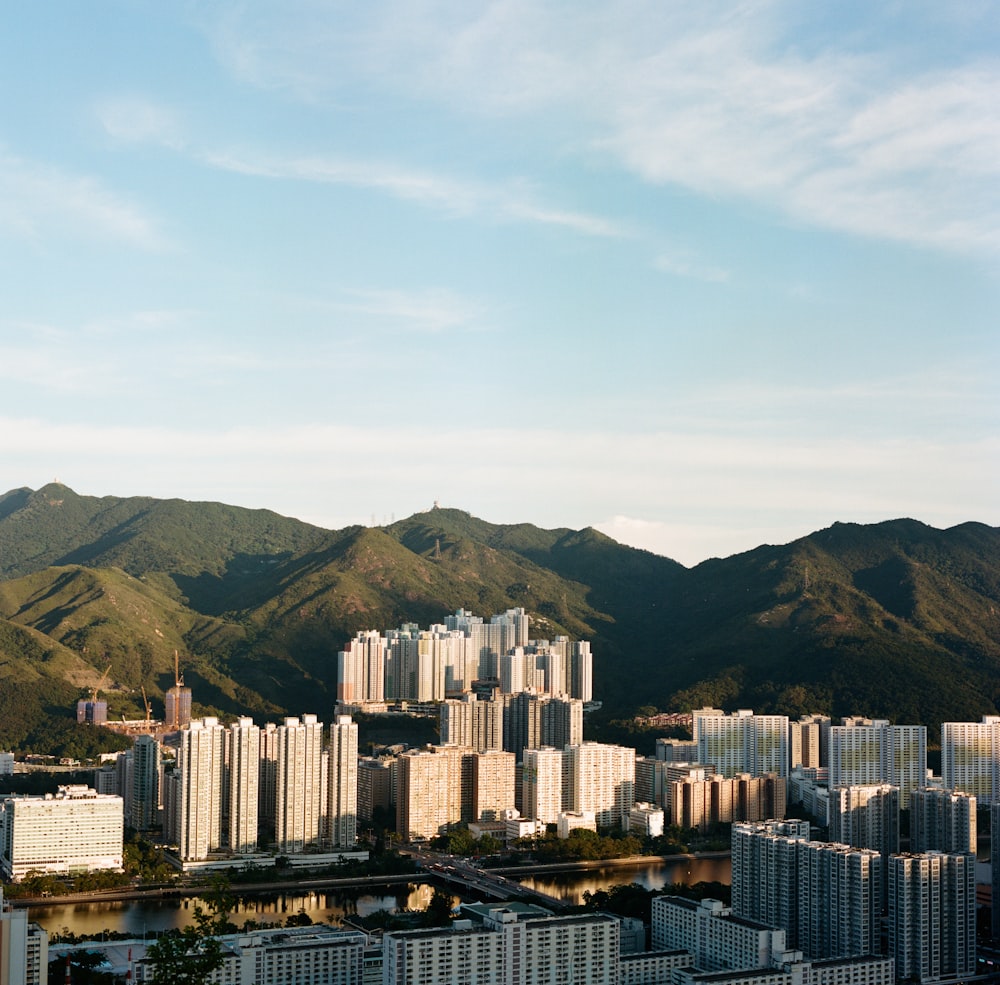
xmin=654 ymin=250 xmax=730 ymax=283
xmin=200 ymin=2 xmax=1000 ymax=256
xmin=203 ymin=148 xmax=627 ymax=236
xmin=0 ymin=151 xmax=167 ymax=250
xmin=96 ymin=96 xmax=186 ymax=150
xmin=335 ymin=288 xmax=488 ymax=334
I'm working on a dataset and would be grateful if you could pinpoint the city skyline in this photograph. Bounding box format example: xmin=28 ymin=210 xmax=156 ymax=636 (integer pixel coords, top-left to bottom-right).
xmin=1 ymin=3 xmax=997 ymax=566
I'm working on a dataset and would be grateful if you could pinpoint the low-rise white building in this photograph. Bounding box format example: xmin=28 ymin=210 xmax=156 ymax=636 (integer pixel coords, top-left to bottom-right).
xmin=620 ymin=949 xmax=693 ymax=985
xmin=652 ymin=897 xmax=791 ymax=973
xmin=0 ymin=784 xmax=123 ymax=881
xmin=629 ymin=802 xmax=665 ymax=838
xmin=384 ymin=907 xmax=620 ymax=985
xmin=557 ymin=811 xmax=597 ymax=839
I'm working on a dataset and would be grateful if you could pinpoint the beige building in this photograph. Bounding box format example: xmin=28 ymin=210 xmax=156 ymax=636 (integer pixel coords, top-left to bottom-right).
xmin=274 ymin=715 xmax=325 ymax=854
xmin=396 ymin=745 xmax=472 ymax=840
xmin=327 ymin=715 xmax=359 ymax=849
xmin=564 ymin=742 xmax=635 ymax=830
xmin=472 ymin=750 xmax=516 ymax=821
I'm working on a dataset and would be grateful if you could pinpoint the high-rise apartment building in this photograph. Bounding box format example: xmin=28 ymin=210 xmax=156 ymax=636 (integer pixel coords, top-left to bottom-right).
xmin=440 ymin=693 xmax=503 ymax=752
xmin=471 ymin=750 xmax=516 ymax=821
xmin=396 ymin=746 xmax=471 ymax=841
xmin=910 ymin=788 xmax=976 ymax=855
xmin=130 ymin=734 xmax=160 ymax=831
xmin=338 ymin=607 xmax=592 ymax=710
xmin=178 ymin=717 xmax=226 ymax=861
xmin=669 ymin=773 xmax=785 ymax=832
xmin=274 ymin=715 xmax=325 ymax=854
xmin=227 ymin=717 xmax=260 ymax=854
xmin=797 ymin=841 xmax=882 ymax=960
xmin=828 ymin=785 xmax=900 ymax=856
xmin=327 ymin=715 xmax=359 ymax=849
xmin=337 ymin=630 xmax=387 ymax=705
xmin=652 ymin=897 xmax=789 ymax=971
xmin=564 ymin=742 xmax=635 ymax=830
xmin=357 ymin=756 xmax=395 ymax=823
xmin=693 ymin=708 xmax=790 ymax=778
xmin=789 ymin=715 xmax=829 ymax=768
xmin=655 ymin=738 xmax=699 ymax=762
xmin=889 ymin=852 xmax=976 ymax=983
xmin=941 ymin=717 xmax=1000 ymax=805
xmin=829 ymin=719 xmax=926 ymax=808
xmin=0 ymin=888 xmax=47 ymax=985
xmin=731 ymin=820 xmax=810 ymax=943
xmin=258 ymin=721 xmax=279 ymax=832
xmin=503 ymin=691 xmax=583 ymax=760
xmin=993 ymin=803 xmax=1000 ymax=941
xmin=731 ymin=821 xmax=880 ymax=960
xmin=522 ymin=747 xmax=564 ymax=824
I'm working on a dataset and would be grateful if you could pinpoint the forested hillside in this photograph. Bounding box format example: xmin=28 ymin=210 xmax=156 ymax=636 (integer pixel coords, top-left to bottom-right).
xmin=0 ymin=483 xmax=997 ymax=751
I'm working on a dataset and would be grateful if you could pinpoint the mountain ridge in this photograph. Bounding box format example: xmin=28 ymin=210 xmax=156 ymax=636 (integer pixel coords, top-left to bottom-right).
xmin=0 ymin=483 xmax=997 ymax=752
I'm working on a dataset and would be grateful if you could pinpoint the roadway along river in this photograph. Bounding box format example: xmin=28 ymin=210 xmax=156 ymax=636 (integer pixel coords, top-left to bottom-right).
xmin=29 ymin=855 xmax=731 ymax=938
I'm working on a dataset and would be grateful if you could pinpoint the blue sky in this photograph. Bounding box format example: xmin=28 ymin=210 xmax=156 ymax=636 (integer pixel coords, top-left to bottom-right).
xmin=1 ymin=1 xmax=997 ymax=565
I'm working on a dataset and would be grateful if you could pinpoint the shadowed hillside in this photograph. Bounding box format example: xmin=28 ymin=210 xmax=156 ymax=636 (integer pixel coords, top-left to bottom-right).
xmin=0 ymin=484 xmax=998 ymax=749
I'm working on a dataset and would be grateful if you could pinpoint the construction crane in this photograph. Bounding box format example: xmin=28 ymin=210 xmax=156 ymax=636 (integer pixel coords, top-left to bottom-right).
xmin=90 ymin=663 xmax=112 ymax=704
xmin=140 ymin=686 xmax=152 ymax=729
xmin=174 ymin=649 xmax=184 ymax=688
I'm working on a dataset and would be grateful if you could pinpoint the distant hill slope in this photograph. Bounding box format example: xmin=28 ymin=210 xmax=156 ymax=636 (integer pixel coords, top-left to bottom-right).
xmin=0 ymin=483 xmax=997 ymax=750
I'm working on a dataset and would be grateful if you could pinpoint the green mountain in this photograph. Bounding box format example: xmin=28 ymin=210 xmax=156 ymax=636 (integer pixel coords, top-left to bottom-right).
xmin=0 ymin=483 xmax=997 ymax=751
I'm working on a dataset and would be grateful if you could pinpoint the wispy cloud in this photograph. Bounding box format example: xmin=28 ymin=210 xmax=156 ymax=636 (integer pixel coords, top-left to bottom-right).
xmin=200 ymin=2 xmax=1000 ymax=256
xmin=96 ymin=95 xmax=186 ymax=150
xmin=0 ymin=150 xmax=167 ymax=249
xmin=202 ymin=147 xmax=628 ymax=236
xmin=653 ymin=250 xmax=729 ymax=283
xmin=334 ymin=288 xmax=488 ymax=334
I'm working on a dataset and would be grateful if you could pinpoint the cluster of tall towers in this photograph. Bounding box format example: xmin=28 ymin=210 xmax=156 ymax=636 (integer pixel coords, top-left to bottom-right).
xmin=337 ymin=608 xmax=592 ymax=706
xmin=162 ymin=713 xmax=358 ymax=862
xmin=731 ymin=819 xmax=976 ymax=982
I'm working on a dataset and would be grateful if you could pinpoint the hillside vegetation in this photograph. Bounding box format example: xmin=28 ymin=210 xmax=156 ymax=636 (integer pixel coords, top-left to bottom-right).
xmin=0 ymin=483 xmax=997 ymax=750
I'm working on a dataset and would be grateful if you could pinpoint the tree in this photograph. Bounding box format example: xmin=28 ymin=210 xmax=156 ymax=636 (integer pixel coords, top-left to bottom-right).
xmin=424 ymin=888 xmax=455 ymax=927
xmin=143 ymin=878 xmax=233 ymax=985
xmin=48 ymin=951 xmax=113 ymax=985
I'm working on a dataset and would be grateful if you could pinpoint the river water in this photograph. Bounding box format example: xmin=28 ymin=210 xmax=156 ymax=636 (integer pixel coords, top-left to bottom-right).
xmin=28 ymin=856 xmax=731 ymax=937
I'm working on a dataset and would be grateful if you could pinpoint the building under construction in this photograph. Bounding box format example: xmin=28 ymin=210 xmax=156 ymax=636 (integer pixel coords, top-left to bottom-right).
xmin=77 ymin=664 xmax=112 ymax=724
xmin=165 ymin=650 xmax=192 ymax=730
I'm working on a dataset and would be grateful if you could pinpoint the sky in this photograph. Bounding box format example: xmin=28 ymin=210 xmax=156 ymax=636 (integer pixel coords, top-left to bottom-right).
xmin=0 ymin=1 xmax=997 ymax=567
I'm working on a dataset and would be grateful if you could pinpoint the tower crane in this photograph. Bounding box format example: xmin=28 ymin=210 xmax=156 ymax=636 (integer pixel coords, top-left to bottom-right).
xmin=90 ymin=663 xmax=112 ymax=704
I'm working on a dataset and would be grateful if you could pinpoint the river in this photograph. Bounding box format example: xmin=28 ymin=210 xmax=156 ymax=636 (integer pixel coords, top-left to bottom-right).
xmin=28 ymin=856 xmax=730 ymax=938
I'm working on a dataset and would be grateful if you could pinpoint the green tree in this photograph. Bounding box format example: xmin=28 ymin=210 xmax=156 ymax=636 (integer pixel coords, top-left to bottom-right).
xmin=144 ymin=878 xmax=233 ymax=984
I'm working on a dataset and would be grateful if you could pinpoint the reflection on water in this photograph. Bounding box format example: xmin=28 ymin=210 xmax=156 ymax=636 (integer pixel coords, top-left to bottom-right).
xmin=514 ymin=856 xmax=732 ymax=906
xmin=30 ymin=857 xmax=731 ymax=936
xmin=29 ymin=883 xmax=438 ymax=938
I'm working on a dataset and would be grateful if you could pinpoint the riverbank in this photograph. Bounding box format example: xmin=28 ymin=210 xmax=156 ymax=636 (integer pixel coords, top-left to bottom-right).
xmin=5 ymin=851 xmax=730 ymax=909
xmin=10 ymin=872 xmax=427 ymax=909
xmin=11 ymin=850 xmax=731 ymax=909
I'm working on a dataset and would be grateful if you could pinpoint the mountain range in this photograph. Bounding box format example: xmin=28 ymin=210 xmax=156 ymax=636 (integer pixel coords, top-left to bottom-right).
xmin=0 ymin=482 xmax=997 ymax=753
